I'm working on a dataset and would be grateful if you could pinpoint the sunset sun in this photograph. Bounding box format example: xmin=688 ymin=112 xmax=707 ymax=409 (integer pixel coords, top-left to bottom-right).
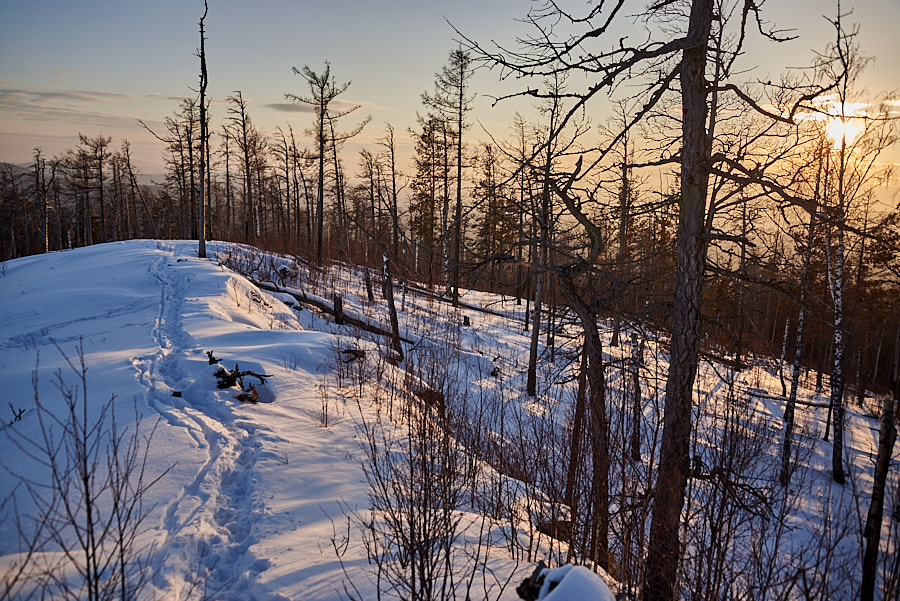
xmin=825 ymin=115 xmax=865 ymax=147
xmin=820 ymin=100 xmax=868 ymax=147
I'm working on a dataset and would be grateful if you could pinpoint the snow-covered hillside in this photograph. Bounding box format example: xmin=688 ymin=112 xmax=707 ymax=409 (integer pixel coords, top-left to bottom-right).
xmin=1 ymin=241 xmax=372 ymax=599
xmin=1 ymin=240 xmax=896 ymax=599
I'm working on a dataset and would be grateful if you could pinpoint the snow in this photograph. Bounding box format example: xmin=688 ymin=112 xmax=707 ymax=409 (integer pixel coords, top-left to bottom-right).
xmin=1 ymin=241 xmax=362 ymax=599
xmin=0 ymin=241 xmax=534 ymax=600
xmin=1 ymin=239 xmax=896 ymax=599
xmin=537 ymin=565 xmax=615 ymax=601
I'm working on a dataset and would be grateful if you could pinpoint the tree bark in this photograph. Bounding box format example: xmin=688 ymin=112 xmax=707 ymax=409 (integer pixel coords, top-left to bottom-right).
xmin=557 ymin=270 xmax=609 ymax=570
xmin=526 ymin=271 xmax=543 ymax=397
xmin=643 ymin=2 xmax=714 ymax=600
xmin=861 ymin=396 xmax=896 ymax=601
xmin=198 ymin=0 xmax=208 ymax=259
xmin=781 ymin=198 xmax=817 ymax=486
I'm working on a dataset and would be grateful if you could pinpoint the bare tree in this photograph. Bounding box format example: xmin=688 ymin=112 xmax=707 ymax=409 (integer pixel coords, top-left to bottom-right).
xmin=33 ymin=147 xmax=56 ymax=254
xmin=460 ymin=2 xmax=843 ymax=598
xmin=861 ymin=396 xmax=897 ymax=601
xmin=780 ymin=143 xmax=821 ymax=486
xmin=815 ymin=16 xmax=898 ymax=485
xmin=78 ymin=133 xmax=112 ymax=244
xmin=225 ymin=91 xmax=258 ymax=241
xmin=422 ymin=48 xmax=475 ymax=306
xmin=4 ymin=344 xmax=168 ymax=601
xmin=379 ymin=123 xmax=404 ymax=265
xmin=286 ymin=62 xmax=369 ymax=263
xmin=197 ymin=0 xmax=208 ymax=258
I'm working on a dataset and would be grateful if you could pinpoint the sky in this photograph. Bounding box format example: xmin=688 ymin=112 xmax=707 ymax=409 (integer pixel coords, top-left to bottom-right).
xmin=1 ymin=0 xmax=899 ymax=175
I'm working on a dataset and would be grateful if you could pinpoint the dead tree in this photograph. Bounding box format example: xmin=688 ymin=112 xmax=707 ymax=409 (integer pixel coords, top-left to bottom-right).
xmin=422 ymin=48 xmax=475 ymax=306
xmin=382 ymin=253 xmax=404 ymax=362
xmin=78 ymin=134 xmax=112 ymax=244
xmin=286 ymin=62 xmax=369 ymax=263
xmin=197 ymin=0 xmax=208 ymax=258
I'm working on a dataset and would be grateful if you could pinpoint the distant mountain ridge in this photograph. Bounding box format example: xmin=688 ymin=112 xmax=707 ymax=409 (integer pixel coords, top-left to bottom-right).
xmin=1 ymin=161 xmax=164 ymax=188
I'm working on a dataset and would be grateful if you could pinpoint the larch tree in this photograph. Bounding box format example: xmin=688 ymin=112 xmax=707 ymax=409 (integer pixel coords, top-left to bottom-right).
xmin=220 ymin=124 xmax=234 ymax=238
xmin=422 ymin=47 xmax=475 ymax=306
xmin=141 ymin=99 xmax=201 ymax=239
xmin=409 ymin=115 xmax=445 ymax=286
xmin=78 ymin=133 xmax=112 ymax=244
xmin=226 ymin=91 xmax=254 ymax=240
xmin=286 ymin=62 xmax=368 ymax=263
xmin=272 ymin=127 xmax=293 ymax=241
xmin=33 ymin=147 xmax=55 ymax=254
xmin=379 ymin=123 xmax=403 ymax=264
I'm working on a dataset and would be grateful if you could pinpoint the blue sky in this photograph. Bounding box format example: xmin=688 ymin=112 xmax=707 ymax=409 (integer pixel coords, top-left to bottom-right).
xmin=1 ymin=0 xmax=898 ymax=172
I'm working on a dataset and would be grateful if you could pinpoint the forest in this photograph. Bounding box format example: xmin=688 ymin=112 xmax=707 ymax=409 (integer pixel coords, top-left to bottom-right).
xmin=1 ymin=1 xmax=899 ymax=599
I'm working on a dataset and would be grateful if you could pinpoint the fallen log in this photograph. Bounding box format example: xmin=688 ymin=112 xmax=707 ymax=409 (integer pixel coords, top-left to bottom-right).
xmin=255 ymin=280 xmax=414 ymax=344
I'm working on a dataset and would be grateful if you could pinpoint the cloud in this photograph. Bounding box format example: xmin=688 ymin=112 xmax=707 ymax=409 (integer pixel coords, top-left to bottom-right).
xmin=265 ymin=102 xmax=314 ymax=114
xmin=0 ymin=86 xmax=150 ymax=130
xmin=0 ymin=87 xmax=134 ymax=107
xmin=265 ymin=98 xmax=385 ymax=114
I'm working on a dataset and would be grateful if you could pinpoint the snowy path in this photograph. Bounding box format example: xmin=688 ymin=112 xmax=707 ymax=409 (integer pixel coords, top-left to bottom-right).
xmin=129 ymin=242 xmax=276 ymax=600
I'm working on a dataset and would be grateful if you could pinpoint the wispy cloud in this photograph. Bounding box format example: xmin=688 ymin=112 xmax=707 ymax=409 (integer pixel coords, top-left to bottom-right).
xmin=0 ymin=86 xmax=153 ymax=130
xmin=265 ymin=102 xmax=314 ymax=114
xmin=265 ymin=98 xmax=386 ymax=114
xmin=0 ymin=87 xmax=135 ymax=106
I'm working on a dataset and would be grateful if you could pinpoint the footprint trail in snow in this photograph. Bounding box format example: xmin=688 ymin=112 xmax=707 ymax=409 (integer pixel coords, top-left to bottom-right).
xmin=134 ymin=242 xmax=278 ymax=600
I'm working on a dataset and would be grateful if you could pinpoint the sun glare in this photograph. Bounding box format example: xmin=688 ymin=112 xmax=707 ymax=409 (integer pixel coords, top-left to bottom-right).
xmin=825 ymin=116 xmax=865 ymax=147
xmin=822 ymin=99 xmax=867 ymax=148
xmin=798 ymin=98 xmax=868 ymax=148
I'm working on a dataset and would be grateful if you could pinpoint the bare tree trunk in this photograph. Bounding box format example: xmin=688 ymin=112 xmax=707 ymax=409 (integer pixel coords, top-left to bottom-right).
xmin=197 ymin=0 xmax=208 ymax=258
xmin=779 ymin=317 xmax=791 ymax=397
xmin=329 ymin=118 xmax=346 ymax=260
xmin=557 ymin=272 xmax=609 ymax=570
xmin=441 ymin=122 xmax=451 ymax=291
xmin=33 ymin=149 xmax=51 ymax=253
xmin=526 ymin=272 xmax=543 ymax=397
xmin=781 ymin=196 xmax=818 ymax=486
xmin=861 ymin=396 xmax=897 ymax=601
xmin=382 ymin=254 xmax=403 ymax=362
xmin=630 ymin=333 xmax=644 ymax=462
xmin=564 ymin=349 xmax=588 ymax=514
xmin=451 ymin=69 xmax=464 ymax=307
xmin=98 ymin=147 xmax=106 ymax=244
xmin=382 ymin=124 xmax=401 ymax=263
xmin=611 ymin=124 xmax=629 ymax=347
xmin=643 ymin=2 xmax=713 ymax=599
xmin=826 ymin=143 xmax=847 ymax=484
xmin=527 ymin=130 xmax=554 ymax=398
xmin=82 ymin=159 xmax=91 ymax=246
xmin=222 ymin=126 xmax=232 ymax=238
